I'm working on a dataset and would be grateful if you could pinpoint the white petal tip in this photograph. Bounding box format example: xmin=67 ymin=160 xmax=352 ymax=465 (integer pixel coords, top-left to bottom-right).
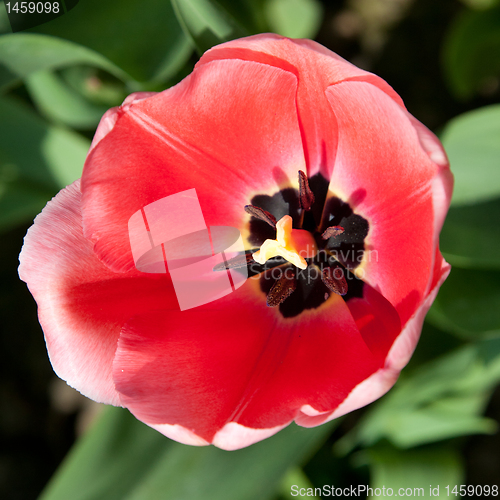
xmin=149 ymin=422 xmax=210 ymax=446
xmin=212 ymin=421 xmax=289 ymax=450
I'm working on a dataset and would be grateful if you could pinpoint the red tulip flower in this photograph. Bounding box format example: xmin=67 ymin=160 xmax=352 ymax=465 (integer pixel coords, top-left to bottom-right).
xmin=19 ymin=34 xmax=453 ymax=450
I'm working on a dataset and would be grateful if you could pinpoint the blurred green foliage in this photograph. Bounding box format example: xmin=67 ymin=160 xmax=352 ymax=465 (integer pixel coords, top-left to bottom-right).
xmin=40 ymin=407 xmax=337 ymax=500
xmin=441 ymin=105 xmax=500 ymax=205
xmin=1 ymin=0 xmax=500 ymax=499
xmin=362 ymin=445 xmax=463 ymax=499
xmin=0 ymin=95 xmax=88 ymax=230
xmin=336 ymin=341 xmax=500 ymax=453
xmin=28 ymin=0 xmax=192 ymax=84
xmin=443 ymin=5 xmax=500 ymax=100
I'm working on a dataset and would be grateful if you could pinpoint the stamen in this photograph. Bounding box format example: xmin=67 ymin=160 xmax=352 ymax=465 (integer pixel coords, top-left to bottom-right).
xmin=321 ymin=266 xmax=348 ymax=296
xmin=267 ymin=269 xmax=297 ymax=307
xmin=322 ymin=226 xmax=345 ymax=239
xmin=298 ymin=170 xmax=315 ymax=211
xmin=213 ymin=253 xmax=254 ymax=271
xmin=252 ymin=215 xmax=317 ymax=270
xmin=244 ymin=205 xmax=277 ymax=228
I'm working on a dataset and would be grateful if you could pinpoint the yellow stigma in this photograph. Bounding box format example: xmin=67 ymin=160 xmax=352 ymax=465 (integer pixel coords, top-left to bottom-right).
xmin=252 ymin=215 xmax=317 ymax=270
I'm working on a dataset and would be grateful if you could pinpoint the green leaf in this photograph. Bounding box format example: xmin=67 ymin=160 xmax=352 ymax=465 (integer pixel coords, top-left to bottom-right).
xmin=60 ymin=66 xmax=127 ymax=107
xmin=0 ymin=33 xmax=132 ymax=92
xmin=41 ymin=407 xmax=338 ymax=500
xmin=278 ymin=467 xmax=315 ymax=498
xmin=0 ymin=95 xmax=89 ymax=231
xmin=25 ymin=69 xmax=109 ymax=129
xmin=28 ymin=0 xmax=192 ymax=84
xmin=0 ymin=1 xmax=12 ymax=35
xmin=442 ymin=6 xmax=500 ymax=100
xmin=441 ymin=105 xmax=500 ymax=206
xmin=210 ymin=0 xmax=267 ymax=34
xmin=440 ymin=197 xmax=500 ymax=269
xmin=40 ymin=121 xmax=91 ymax=187
xmin=427 ymin=268 xmax=500 ymax=338
xmin=0 ymin=95 xmax=89 ymax=187
xmin=364 ymin=445 xmax=464 ymax=499
xmin=56 ymin=66 xmax=129 ymax=109
xmin=336 ymin=342 xmax=500 ymax=453
xmin=39 ymin=408 xmax=168 ymax=500
xmin=171 ymin=0 xmax=249 ymax=54
xmin=264 ymin=0 xmax=324 ymax=39
xmin=371 ymin=399 xmax=496 ymax=448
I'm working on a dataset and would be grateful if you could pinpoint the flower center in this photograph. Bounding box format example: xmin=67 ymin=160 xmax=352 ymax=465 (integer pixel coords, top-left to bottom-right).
xmin=214 ymin=170 xmax=369 ymax=314
xmin=252 ymin=215 xmax=317 ymax=270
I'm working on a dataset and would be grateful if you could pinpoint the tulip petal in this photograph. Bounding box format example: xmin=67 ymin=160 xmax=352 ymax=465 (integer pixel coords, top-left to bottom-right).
xmin=88 ymin=92 xmax=157 ymax=154
xmin=297 ymin=253 xmax=451 ymax=428
xmin=212 ymin=421 xmax=289 ymax=451
xmin=345 ymin=282 xmax=401 ymax=361
xmin=19 ymin=181 xmax=178 ymax=405
xmin=325 ymin=81 xmax=441 ymax=325
xmin=81 ymin=59 xmax=306 ymax=274
xmin=151 ymin=419 xmax=288 ymax=451
xmin=113 ymin=288 xmax=284 ymax=442
xmin=148 ymin=422 xmax=210 ymax=447
xmin=387 ymin=250 xmax=451 ymax=370
xmin=113 ymin=282 xmax=381 ymax=444
xmin=199 ymin=34 xmax=405 ymax=179
xmin=408 ymin=115 xmax=454 ymax=295
xmin=231 ymin=295 xmax=382 ymax=431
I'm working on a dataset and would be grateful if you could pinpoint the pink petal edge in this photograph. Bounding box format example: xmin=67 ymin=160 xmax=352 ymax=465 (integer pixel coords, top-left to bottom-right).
xmin=144 ymin=261 xmax=449 ymax=450
xmin=19 ymin=181 xmax=122 ymax=405
xmin=295 ymin=257 xmax=451 ymax=428
xmin=88 ymin=92 xmax=157 ymax=154
xmin=150 ymin=420 xmax=289 ymax=451
xmin=149 ymin=422 xmax=210 ymax=447
xmin=212 ymin=422 xmax=289 ymax=451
